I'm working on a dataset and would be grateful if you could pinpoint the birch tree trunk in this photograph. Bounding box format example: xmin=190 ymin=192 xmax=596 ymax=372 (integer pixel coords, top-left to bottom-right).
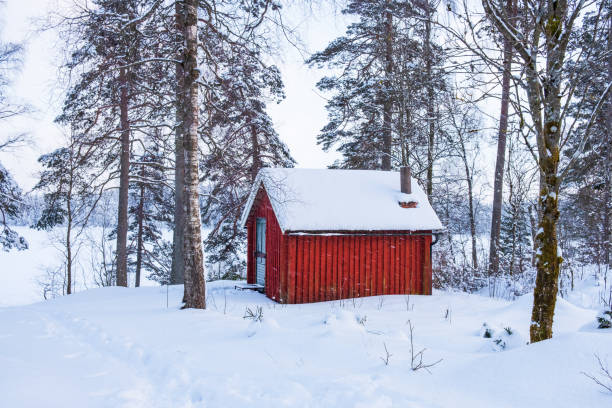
xmin=116 ymin=67 xmax=130 ymax=287
xmin=488 ymin=0 xmax=514 ymax=279
xmin=181 ymin=0 xmax=206 ymax=309
xmin=171 ymin=0 xmax=185 ymax=286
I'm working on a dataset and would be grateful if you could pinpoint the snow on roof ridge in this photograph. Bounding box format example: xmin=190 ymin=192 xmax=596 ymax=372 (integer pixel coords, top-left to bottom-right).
xmin=239 ymin=167 xmax=444 ymax=232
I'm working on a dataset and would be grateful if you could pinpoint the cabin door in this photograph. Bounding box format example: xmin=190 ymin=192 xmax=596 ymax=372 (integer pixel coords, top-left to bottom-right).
xmin=255 ymin=218 xmax=266 ymax=287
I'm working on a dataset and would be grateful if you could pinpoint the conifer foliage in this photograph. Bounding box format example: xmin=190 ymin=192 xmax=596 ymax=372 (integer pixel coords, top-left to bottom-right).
xmin=307 ymin=0 xmax=446 ymax=175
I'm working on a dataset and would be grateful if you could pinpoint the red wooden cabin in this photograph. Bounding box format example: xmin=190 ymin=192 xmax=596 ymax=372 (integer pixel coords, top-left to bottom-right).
xmin=239 ymin=168 xmax=443 ymax=303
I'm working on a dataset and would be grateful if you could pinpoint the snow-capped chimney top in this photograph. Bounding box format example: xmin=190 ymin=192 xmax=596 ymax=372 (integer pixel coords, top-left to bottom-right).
xmin=400 ymin=166 xmax=411 ymax=194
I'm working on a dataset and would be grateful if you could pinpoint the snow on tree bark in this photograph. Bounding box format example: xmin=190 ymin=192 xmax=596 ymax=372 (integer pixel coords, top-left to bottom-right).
xmin=181 ymin=0 xmax=205 ymax=309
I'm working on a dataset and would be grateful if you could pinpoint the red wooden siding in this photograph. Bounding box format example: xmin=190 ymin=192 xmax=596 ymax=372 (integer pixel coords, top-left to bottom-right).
xmin=282 ymin=234 xmax=431 ymax=303
xmin=245 ymin=187 xmax=433 ymax=304
xmin=245 ymin=188 xmax=283 ymax=301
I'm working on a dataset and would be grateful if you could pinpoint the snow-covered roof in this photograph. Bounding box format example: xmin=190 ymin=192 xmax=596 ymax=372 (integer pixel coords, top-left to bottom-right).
xmin=239 ymin=168 xmax=444 ymax=232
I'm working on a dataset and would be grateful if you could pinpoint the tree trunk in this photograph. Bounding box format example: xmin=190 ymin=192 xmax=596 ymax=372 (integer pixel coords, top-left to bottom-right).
xmin=467 ymin=175 xmax=478 ymax=270
xmin=181 ymin=0 xmax=206 ymax=309
xmin=529 ymin=202 xmax=538 ymax=266
xmin=488 ymin=0 xmax=514 ymax=279
xmin=171 ymin=0 xmax=185 ymax=286
xmin=250 ymin=122 xmax=261 ymax=182
xmin=381 ymin=2 xmax=393 ymax=171
xmin=424 ymin=9 xmax=435 ymax=197
xmin=135 ymin=165 xmax=145 ymax=288
xmin=66 ymin=178 xmax=73 ymax=295
xmin=509 ymin=205 xmax=517 ymax=277
xmin=530 ymin=172 xmax=561 ymax=342
xmin=460 ymin=139 xmax=478 ymax=270
xmin=481 ymin=0 xmax=581 ymax=343
xmin=116 ymin=67 xmax=130 ymax=288
xmin=605 ymin=11 xmax=612 ymax=267
xmin=529 ymin=25 xmax=564 ymax=341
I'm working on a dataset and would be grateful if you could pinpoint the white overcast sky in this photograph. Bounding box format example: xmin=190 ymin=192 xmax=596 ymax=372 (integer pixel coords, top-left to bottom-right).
xmin=1 ymin=0 xmax=348 ymax=190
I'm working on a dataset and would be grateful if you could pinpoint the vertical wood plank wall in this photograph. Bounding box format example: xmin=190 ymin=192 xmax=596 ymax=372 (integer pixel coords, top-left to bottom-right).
xmin=246 ymin=188 xmax=283 ymax=301
xmin=245 ymin=188 xmax=433 ymax=304
xmin=283 ymin=234 xmax=432 ymax=303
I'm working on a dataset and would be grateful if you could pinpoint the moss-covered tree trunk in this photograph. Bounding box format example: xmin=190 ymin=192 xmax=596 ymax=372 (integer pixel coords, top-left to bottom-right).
xmin=481 ymin=0 xmax=583 ymax=343
xmin=530 ymin=153 xmax=561 ymax=342
xmin=528 ymin=9 xmax=565 ymax=343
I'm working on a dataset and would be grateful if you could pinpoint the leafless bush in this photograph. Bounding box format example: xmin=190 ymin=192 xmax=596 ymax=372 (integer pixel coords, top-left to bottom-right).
xmin=404 ymin=295 xmax=414 ymax=311
xmin=37 ymin=264 xmax=66 ymax=300
xmin=407 ymin=320 xmax=442 ymax=373
xmin=582 ymin=354 xmax=612 ymax=394
xmin=243 ymin=306 xmax=263 ymax=322
xmin=380 ymin=342 xmax=392 ymax=366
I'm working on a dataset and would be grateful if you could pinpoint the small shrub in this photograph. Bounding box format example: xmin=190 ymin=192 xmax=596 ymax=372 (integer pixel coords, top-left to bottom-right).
xmin=243 ymin=306 xmax=263 ymax=322
xmin=596 ymin=310 xmax=612 ymax=329
xmin=494 ymin=338 xmax=506 ymax=349
xmin=582 ymin=354 xmax=612 ymax=394
xmin=407 ymin=320 xmax=442 ymax=372
xmin=380 ymin=342 xmax=392 ymax=366
xmin=482 ymin=323 xmax=493 ymax=338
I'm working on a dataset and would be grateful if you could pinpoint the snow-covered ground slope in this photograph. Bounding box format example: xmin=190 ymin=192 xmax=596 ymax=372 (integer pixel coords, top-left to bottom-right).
xmin=1 ymin=281 xmax=610 ymax=407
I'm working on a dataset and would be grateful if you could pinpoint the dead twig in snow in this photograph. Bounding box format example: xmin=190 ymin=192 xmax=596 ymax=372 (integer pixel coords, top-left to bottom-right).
xmin=582 ymin=354 xmax=612 ymax=394
xmin=380 ymin=342 xmax=392 ymax=366
xmin=407 ymin=319 xmax=442 ymax=373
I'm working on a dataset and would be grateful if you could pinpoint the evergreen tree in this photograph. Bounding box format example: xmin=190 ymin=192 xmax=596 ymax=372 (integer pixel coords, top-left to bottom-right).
xmin=200 ymin=41 xmax=293 ymax=276
xmin=499 ymin=204 xmax=531 ymax=276
xmin=560 ymin=7 xmax=612 ymax=268
xmin=128 ymin=144 xmax=173 ymax=286
xmin=55 ymin=0 xmax=168 ymax=288
xmin=0 ymin=164 xmax=27 ymax=251
xmin=307 ymin=0 xmax=446 ymax=175
xmin=0 ymin=10 xmax=27 ymax=251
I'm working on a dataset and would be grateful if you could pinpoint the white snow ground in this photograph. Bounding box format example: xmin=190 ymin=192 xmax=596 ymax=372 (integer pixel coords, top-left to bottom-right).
xmin=0 ymin=281 xmax=610 ymax=407
xmin=1 ymin=227 xmax=611 ymax=407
